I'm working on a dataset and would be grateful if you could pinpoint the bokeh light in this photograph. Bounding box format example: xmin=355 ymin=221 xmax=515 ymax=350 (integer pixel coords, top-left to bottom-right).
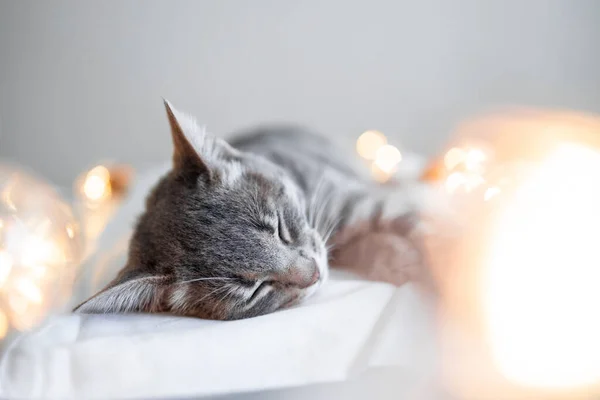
xmin=483 ymin=186 xmax=501 ymax=201
xmin=436 ymin=144 xmax=493 ymax=199
xmin=0 ymin=163 xmax=83 ymax=339
xmin=483 ymin=143 xmax=600 ymax=390
xmin=356 ymin=130 xmax=387 ymax=161
xmin=464 ymin=148 xmax=487 ymax=172
xmin=444 ymin=147 xmax=466 ymax=171
xmin=82 ymin=165 xmax=112 ymax=203
xmin=373 ymin=144 xmax=402 ymax=174
xmin=444 ymin=172 xmax=468 ymax=194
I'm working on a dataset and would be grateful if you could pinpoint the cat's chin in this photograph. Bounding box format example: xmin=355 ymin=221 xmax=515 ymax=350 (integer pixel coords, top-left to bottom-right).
xmin=281 ymin=279 xmax=323 ymax=310
xmin=280 ymin=294 xmax=301 ymax=309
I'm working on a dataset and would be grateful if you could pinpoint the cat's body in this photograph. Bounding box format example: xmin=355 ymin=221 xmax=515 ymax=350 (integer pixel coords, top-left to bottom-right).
xmin=230 ymin=126 xmax=367 ymax=191
xmin=75 ymin=101 xmax=416 ymax=320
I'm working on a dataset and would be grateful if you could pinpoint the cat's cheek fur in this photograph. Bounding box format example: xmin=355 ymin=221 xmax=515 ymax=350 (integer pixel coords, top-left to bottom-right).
xmin=168 ymin=284 xmax=190 ymax=312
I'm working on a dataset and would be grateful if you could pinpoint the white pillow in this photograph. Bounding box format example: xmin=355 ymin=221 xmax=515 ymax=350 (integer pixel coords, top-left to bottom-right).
xmin=0 ymin=158 xmax=443 ymax=399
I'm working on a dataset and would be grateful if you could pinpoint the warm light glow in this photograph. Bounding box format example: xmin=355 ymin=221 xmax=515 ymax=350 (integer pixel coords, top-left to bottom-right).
xmin=8 ymin=294 xmax=28 ymax=316
xmin=83 ymin=165 xmax=112 ymax=201
xmin=14 ymin=277 xmax=43 ymax=304
xmin=445 ymin=172 xmax=468 ymax=193
xmin=356 ymin=130 xmax=387 ymax=160
xmin=464 ymin=148 xmax=487 ymax=172
xmin=1 ymin=186 xmax=16 ymax=211
xmin=65 ymin=224 xmax=75 ymax=239
xmin=464 ymin=174 xmax=485 ymax=192
xmin=0 ymin=310 xmax=8 ymax=340
xmin=0 ymin=250 xmax=13 ymax=286
xmin=484 ymin=186 xmax=501 ymax=201
xmin=483 ymin=143 xmax=600 ymax=390
xmin=444 ymin=147 xmax=467 ymax=171
xmin=370 ymin=163 xmax=391 ymax=183
xmin=27 ymin=264 xmax=48 ymax=279
xmin=0 ymin=164 xmax=83 ymax=338
xmin=373 ymin=144 xmax=402 ymax=173
xmin=20 ymin=236 xmax=62 ymax=267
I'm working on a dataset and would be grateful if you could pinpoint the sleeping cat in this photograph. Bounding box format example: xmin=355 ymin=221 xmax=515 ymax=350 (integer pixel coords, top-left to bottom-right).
xmin=75 ymin=100 xmax=420 ymax=320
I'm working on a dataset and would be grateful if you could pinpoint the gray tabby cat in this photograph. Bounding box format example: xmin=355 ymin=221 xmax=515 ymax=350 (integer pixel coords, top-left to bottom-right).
xmin=75 ymin=100 xmax=418 ymax=320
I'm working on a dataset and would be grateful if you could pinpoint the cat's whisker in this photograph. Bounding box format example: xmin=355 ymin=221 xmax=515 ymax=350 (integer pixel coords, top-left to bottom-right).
xmin=177 ymin=277 xmax=235 ymax=285
xmin=197 ymin=285 xmax=231 ymax=303
xmin=323 ymin=216 xmax=341 ymax=242
xmin=312 ymin=188 xmax=327 ymax=230
xmin=309 ymin=174 xmax=330 ymax=229
xmin=212 ymin=284 xmax=239 ymax=315
xmin=314 ymin=189 xmax=336 ymax=236
xmin=307 ymin=177 xmax=325 ymax=227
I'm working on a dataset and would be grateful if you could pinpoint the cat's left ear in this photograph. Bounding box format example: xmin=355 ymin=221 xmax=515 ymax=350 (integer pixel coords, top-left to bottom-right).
xmin=163 ymin=99 xmax=237 ymax=181
xmin=73 ymin=273 xmax=171 ymax=314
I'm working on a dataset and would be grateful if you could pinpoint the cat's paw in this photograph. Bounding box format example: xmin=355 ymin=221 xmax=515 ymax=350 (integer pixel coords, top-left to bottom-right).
xmin=330 ymin=213 xmax=426 ymax=287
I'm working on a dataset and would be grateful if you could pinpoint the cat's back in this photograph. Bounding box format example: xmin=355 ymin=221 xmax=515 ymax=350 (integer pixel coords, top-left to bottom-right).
xmin=228 ymin=124 xmax=332 ymax=156
xmin=228 ymin=124 xmax=363 ymax=185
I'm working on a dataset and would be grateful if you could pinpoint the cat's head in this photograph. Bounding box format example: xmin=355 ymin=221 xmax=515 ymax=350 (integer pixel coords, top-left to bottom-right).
xmin=75 ymin=100 xmax=328 ymax=320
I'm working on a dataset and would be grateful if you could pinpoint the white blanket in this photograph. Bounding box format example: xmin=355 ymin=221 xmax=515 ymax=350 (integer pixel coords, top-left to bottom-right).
xmin=0 ymin=279 xmax=439 ymax=399
xmin=0 ymin=159 xmax=446 ymax=399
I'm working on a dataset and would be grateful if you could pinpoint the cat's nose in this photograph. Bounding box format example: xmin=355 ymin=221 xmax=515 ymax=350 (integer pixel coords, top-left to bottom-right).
xmin=275 ymin=260 xmax=320 ymax=289
xmin=307 ymin=264 xmax=320 ymax=286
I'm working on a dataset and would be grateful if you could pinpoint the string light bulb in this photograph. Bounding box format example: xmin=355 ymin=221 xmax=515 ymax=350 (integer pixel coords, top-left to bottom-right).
xmin=82 ymin=165 xmax=112 ymax=203
xmin=356 ymin=130 xmax=387 ymax=161
xmin=373 ymin=144 xmax=402 ymax=174
xmin=0 ymin=162 xmax=82 ymax=340
xmin=74 ymin=163 xmax=134 ymax=245
xmin=356 ymin=130 xmax=404 ymax=183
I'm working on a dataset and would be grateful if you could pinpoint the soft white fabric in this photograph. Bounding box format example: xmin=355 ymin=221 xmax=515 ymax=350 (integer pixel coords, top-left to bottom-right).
xmin=0 ymin=156 xmax=445 ymax=399
xmin=0 ymin=279 xmax=439 ymax=399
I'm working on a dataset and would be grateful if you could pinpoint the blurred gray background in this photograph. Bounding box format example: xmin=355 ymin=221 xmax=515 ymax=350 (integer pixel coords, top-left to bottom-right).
xmin=1 ymin=0 xmax=599 ymax=187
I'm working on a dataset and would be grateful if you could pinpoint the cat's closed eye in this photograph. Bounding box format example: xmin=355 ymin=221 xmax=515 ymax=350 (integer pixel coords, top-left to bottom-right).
xmin=254 ymin=220 xmax=276 ymax=235
xmin=253 ymin=215 xmax=292 ymax=245
xmin=277 ymin=216 xmax=292 ymax=244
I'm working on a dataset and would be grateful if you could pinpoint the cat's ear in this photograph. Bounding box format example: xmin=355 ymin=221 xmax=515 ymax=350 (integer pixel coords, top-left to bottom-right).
xmin=163 ymin=99 xmax=235 ymax=181
xmin=163 ymin=98 xmax=210 ymax=176
xmin=73 ymin=273 xmax=170 ymax=314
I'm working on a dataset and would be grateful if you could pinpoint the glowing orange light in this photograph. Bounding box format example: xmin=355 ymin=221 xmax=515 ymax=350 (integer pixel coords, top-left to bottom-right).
xmin=483 ymin=143 xmax=600 ymax=390
xmin=356 ymin=130 xmax=387 ymax=160
xmin=83 ymin=165 xmax=112 ymax=202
